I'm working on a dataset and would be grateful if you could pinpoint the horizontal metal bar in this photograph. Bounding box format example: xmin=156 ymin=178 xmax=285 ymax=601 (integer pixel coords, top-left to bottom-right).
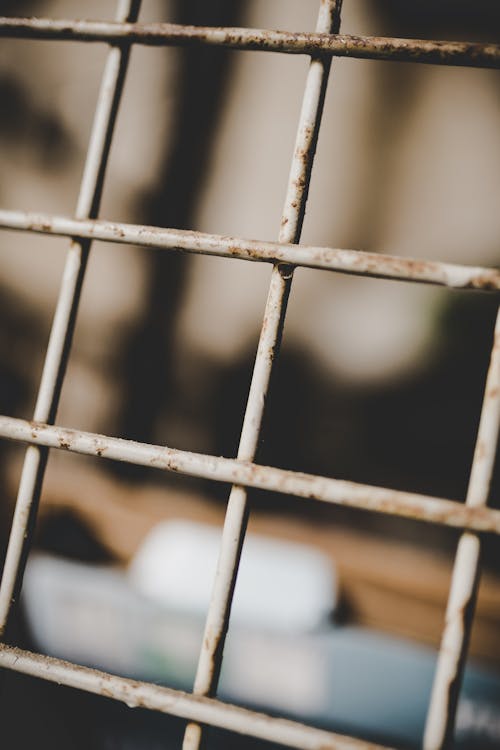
xmin=1 ymin=415 xmax=499 ymax=534
xmin=0 ymin=17 xmax=499 ymax=69
xmin=0 ymin=645 xmax=391 ymax=750
xmin=1 ymin=209 xmax=498 ymax=291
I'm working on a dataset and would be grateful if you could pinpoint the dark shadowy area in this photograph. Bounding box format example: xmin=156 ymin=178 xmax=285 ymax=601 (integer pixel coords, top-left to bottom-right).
xmin=0 ymin=285 xmax=36 ymax=418
xmin=0 ymin=284 xmax=41 ymax=566
xmin=261 ymin=293 xmax=498 ymax=504
xmin=370 ymin=0 xmax=500 ymax=42
xmin=35 ymin=509 xmax=114 ymax=564
xmin=0 ymin=75 xmax=73 ymax=169
xmin=0 ymin=0 xmax=39 ymax=13
xmin=0 ymin=671 xmax=322 ymax=750
xmin=193 ymin=289 xmax=500 ymax=566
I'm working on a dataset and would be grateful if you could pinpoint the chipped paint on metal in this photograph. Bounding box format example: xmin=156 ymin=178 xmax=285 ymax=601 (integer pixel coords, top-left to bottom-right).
xmin=0 ymin=17 xmax=499 ymax=69
xmin=0 ymin=414 xmax=500 ymax=534
xmin=0 ymin=209 xmax=498 ymax=291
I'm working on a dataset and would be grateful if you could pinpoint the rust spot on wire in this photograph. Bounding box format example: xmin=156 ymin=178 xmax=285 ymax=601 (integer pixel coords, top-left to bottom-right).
xmin=3 ymin=415 xmax=500 ymax=534
xmin=93 ymin=438 xmax=107 ymax=457
xmin=469 ymin=273 xmax=500 ymax=291
xmin=475 ymin=441 xmax=487 ymax=460
xmin=1 ymin=18 xmax=499 ymax=69
xmin=487 ymin=385 xmax=499 ymax=401
xmin=440 ymin=577 xmax=480 ymax=745
xmin=1 ymin=209 xmax=499 ymax=291
xmin=0 ymin=643 xmax=395 ymax=748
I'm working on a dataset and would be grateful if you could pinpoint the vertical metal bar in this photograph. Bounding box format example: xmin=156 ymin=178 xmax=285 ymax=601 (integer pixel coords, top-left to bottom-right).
xmin=182 ymin=2 xmax=343 ymax=748
xmin=423 ymin=306 xmax=500 ymax=750
xmin=0 ymin=0 xmax=142 ymax=638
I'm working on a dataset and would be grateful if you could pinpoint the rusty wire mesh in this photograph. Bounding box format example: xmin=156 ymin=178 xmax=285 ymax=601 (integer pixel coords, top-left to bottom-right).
xmin=0 ymin=1 xmax=499 ymax=749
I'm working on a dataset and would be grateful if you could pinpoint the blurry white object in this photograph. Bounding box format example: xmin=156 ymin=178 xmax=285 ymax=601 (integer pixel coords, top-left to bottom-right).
xmin=128 ymin=520 xmax=336 ymax=633
xmin=21 ymin=551 xmax=500 ymax=747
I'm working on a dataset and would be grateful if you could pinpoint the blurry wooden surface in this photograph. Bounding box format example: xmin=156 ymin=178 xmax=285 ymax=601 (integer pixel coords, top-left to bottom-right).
xmin=5 ymin=456 xmax=499 ymax=668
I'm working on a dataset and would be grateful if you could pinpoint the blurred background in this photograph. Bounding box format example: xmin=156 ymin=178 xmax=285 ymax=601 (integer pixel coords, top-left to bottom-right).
xmin=0 ymin=1 xmax=499 ymax=748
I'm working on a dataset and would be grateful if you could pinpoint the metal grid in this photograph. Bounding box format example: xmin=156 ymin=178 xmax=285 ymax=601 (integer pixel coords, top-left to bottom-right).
xmin=0 ymin=1 xmax=499 ymax=749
